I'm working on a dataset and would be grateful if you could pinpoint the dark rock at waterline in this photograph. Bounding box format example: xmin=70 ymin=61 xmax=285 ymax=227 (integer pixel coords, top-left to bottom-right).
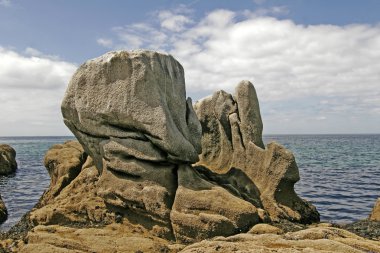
xmin=0 ymin=144 xmax=17 ymax=175
xmin=0 ymin=195 xmax=7 ymax=223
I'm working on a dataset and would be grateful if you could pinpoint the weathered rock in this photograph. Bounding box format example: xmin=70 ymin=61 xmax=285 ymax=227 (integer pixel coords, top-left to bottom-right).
xmin=248 ymin=223 xmax=283 ymax=235
xmin=369 ymin=198 xmax=380 ymax=221
xmin=9 ymin=223 xmax=176 ymax=253
xmin=194 ymin=81 xmax=319 ymax=223
xmin=40 ymin=140 xmax=87 ymax=206
xmin=0 ymin=144 xmax=17 ymax=175
xmin=180 ymin=227 xmax=380 ymax=253
xmin=97 ymin=156 xmax=177 ymax=237
xmin=170 ymin=165 xmax=259 ymax=243
xmin=0 ymin=194 xmax=7 ymax=223
xmin=29 ymin=141 xmax=112 ymax=227
xmin=61 ymin=50 xmax=202 ymax=170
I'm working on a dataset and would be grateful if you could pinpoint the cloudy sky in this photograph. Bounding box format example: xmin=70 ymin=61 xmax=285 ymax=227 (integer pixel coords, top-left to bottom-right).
xmin=0 ymin=0 xmax=379 ymax=136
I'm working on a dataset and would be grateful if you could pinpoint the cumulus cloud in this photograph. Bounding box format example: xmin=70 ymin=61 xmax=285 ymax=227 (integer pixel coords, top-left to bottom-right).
xmin=0 ymin=47 xmax=76 ymax=135
xmin=97 ymin=8 xmax=380 ymax=133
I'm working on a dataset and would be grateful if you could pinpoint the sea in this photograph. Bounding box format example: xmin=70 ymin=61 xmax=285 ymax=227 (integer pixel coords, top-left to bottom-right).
xmin=0 ymin=135 xmax=379 ymax=231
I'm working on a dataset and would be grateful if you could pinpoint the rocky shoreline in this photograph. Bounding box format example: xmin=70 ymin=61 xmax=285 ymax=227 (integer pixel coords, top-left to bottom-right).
xmin=0 ymin=50 xmax=379 ymax=252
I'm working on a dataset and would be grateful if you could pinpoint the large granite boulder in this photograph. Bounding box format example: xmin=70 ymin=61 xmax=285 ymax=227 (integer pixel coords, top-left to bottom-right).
xmin=194 ymin=81 xmax=319 ymax=223
xmin=0 ymin=194 xmax=7 ymax=223
xmin=0 ymin=144 xmax=17 ymax=175
xmin=369 ymin=198 xmax=380 ymax=221
xmin=61 ymin=50 xmax=201 ymax=170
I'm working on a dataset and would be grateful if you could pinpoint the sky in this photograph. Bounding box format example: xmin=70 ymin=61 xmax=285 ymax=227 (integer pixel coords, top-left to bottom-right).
xmin=0 ymin=0 xmax=380 ymax=136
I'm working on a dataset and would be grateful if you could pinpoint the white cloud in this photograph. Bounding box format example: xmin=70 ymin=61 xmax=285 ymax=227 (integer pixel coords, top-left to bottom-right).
xmin=0 ymin=47 xmax=77 ymax=135
xmin=158 ymin=10 xmax=193 ymax=32
xmin=98 ymin=9 xmax=380 ymax=133
xmin=97 ymin=38 xmax=113 ymax=48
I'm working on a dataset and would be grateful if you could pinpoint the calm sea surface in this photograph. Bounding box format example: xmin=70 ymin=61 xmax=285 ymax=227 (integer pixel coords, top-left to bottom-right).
xmin=0 ymin=135 xmax=379 ymax=231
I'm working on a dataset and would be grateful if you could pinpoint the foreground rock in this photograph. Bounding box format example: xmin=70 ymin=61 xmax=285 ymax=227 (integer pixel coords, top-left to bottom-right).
xmin=0 ymin=144 xmax=17 ymax=175
xmin=0 ymin=194 xmax=7 ymax=223
xmin=370 ymin=198 xmax=380 ymax=221
xmin=194 ymin=81 xmax=319 ymax=223
xmin=180 ymin=226 xmax=380 ymax=253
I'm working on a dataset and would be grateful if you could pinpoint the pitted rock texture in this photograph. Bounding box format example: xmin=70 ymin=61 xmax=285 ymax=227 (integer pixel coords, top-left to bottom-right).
xmin=61 ymin=50 xmax=201 ymax=170
xmin=194 ymin=81 xmax=319 ymax=223
xmin=0 ymin=144 xmax=17 ymax=175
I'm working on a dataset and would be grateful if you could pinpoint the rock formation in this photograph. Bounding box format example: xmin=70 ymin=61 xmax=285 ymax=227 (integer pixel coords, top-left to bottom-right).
xmin=59 ymin=50 xmax=262 ymax=242
xmin=194 ymin=81 xmax=319 ymax=223
xmin=0 ymin=194 xmax=7 ymax=223
xmin=0 ymin=144 xmax=17 ymax=175
xmin=370 ymin=198 xmax=380 ymax=221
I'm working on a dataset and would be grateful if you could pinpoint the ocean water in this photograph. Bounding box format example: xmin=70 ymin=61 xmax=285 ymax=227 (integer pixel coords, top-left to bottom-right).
xmin=0 ymin=135 xmax=379 ymax=231
xmin=264 ymin=134 xmax=380 ymax=224
xmin=0 ymin=136 xmax=74 ymax=231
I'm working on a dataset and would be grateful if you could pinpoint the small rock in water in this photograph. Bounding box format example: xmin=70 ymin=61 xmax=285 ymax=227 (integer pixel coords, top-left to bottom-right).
xmin=0 ymin=144 xmax=17 ymax=175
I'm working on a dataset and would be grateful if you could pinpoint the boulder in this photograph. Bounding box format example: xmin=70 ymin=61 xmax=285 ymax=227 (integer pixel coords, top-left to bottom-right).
xmin=170 ymin=165 xmax=259 ymax=243
xmin=0 ymin=194 xmax=7 ymax=223
xmin=61 ymin=50 xmax=202 ymax=171
xmin=194 ymin=81 xmax=319 ymax=223
xmin=0 ymin=144 xmax=17 ymax=175
xmin=369 ymin=198 xmax=380 ymax=221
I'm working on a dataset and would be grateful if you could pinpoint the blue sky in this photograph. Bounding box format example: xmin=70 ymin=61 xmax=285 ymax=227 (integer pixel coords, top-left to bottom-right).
xmin=1 ymin=0 xmax=380 ymax=135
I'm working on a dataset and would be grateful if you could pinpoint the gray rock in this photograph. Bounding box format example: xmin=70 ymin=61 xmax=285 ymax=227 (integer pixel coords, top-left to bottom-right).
xmin=61 ymin=50 xmax=202 ymax=171
xmin=0 ymin=144 xmax=17 ymax=175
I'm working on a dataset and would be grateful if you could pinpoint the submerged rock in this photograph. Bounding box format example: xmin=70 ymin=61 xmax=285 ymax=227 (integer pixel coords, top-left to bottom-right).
xmin=194 ymin=81 xmax=319 ymax=223
xmin=0 ymin=144 xmax=17 ymax=175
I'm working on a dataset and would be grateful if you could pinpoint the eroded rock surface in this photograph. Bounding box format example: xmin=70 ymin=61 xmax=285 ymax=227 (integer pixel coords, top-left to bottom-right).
xmin=0 ymin=144 xmax=17 ymax=175
xmin=59 ymin=50 xmax=260 ymax=241
xmin=194 ymin=81 xmax=319 ymax=223
xmin=180 ymin=227 xmax=380 ymax=253
xmin=61 ymin=50 xmax=201 ymax=170
xmin=171 ymin=165 xmax=259 ymax=243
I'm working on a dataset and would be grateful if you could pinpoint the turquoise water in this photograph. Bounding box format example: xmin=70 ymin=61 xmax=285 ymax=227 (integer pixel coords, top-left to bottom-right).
xmin=0 ymin=135 xmax=379 ymax=231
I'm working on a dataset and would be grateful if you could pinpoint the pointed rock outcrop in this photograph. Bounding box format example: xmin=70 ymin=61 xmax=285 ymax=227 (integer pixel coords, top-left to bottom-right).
xmin=194 ymin=81 xmax=319 ymax=223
